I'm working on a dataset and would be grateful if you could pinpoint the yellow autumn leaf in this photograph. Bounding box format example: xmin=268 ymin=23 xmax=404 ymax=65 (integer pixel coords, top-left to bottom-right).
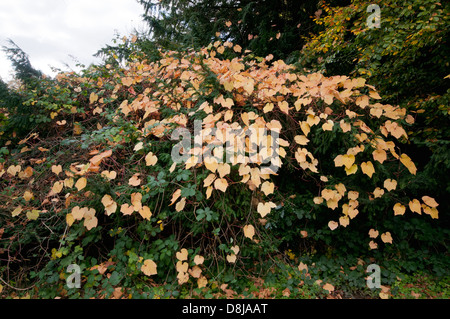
xmin=189 ymin=265 xmax=203 ymax=279
xmin=23 ymin=190 xmax=34 ymax=202
xmin=372 ymin=149 xmax=387 ymax=164
xmin=217 ymin=163 xmax=230 ymax=178
xmin=101 ymin=170 xmax=117 ymax=180
xmin=89 ymin=149 xmax=113 ymax=166
xmin=383 ymin=179 xmax=397 ymax=192
xmin=260 ymin=181 xmax=275 ymax=196
xmin=294 ymin=135 xmax=309 ymax=145
xmin=122 ymin=77 xmax=133 ymax=87
xmin=322 ymin=120 xmax=334 ymax=131
xmin=278 ymin=101 xmax=290 ymax=114
xmin=134 ymin=142 xmax=144 ymax=152
xmin=393 ymin=203 xmax=406 ymax=216
xmin=176 ymin=261 xmax=188 ymax=274
xmin=423 ymin=206 xmax=438 ymax=219
xmin=299 ymin=121 xmax=310 ymax=136
xmin=243 ymin=224 xmax=255 ymax=240
xmin=226 ymin=254 xmax=237 ymax=263
xmin=175 ymin=197 xmax=186 ymax=212
xmin=409 ymin=199 xmax=421 ymax=214
xmin=361 ymin=161 xmax=375 ymax=178
xmin=321 ymin=189 xmax=335 ymax=201
xmin=203 ymin=173 xmax=216 ymax=187
xmin=193 ymin=255 xmax=205 ymax=265
xmin=204 ymin=157 xmax=218 ymax=173
xmin=101 ymin=195 xmax=117 ymax=216
xmin=71 ymin=206 xmax=85 ymax=220
xmin=84 ymin=215 xmax=98 ymax=230
xmin=75 ymin=177 xmax=87 ymax=191
xmin=214 ymin=178 xmax=228 ymax=192
xmin=339 ymin=120 xmax=351 ymax=133
xmin=373 ymin=187 xmax=385 ymax=198
xmin=197 ymin=276 xmax=208 ymax=288
xmin=66 ymin=213 xmax=74 ymax=227
xmin=64 ymin=177 xmax=74 ymax=188
xmin=51 ymin=165 xmax=63 ymax=176
xmin=263 ymin=103 xmax=274 ymax=113
xmin=322 ymin=283 xmax=334 ymax=293
xmin=20 ymin=166 xmax=33 ymax=179
xmin=421 ymin=196 xmax=438 ymax=208
xmin=298 ymin=262 xmax=308 ymax=273
xmin=120 ymin=204 xmax=134 ymax=215
xmin=141 ymin=259 xmax=157 ymax=276
xmin=339 ymin=216 xmax=350 ymax=227
xmin=399 ymin=154 xmax=417 ymax=175
xmin=176 ymin=248 xmax=188 ymax=261
xmin=52 ymin=181 xmax=64 ymax=194
xmin=89 ymin=92 xmax=98 ymax=104
xmin=341 ymin=154 xmax=355 ymax=169
xmin=131 ymin=193 xmax=142 ymax=211
xmin=26 ymin=210 xmax=40 ymax=220
xmin=7 ymin=164 xmax=21 ymax=177
xmin=217 ymin=45 xmax=225 ymax=54
xmin=328 ymin=220 xmax=338 ymax=231
xmin=306 ymin=114 xmax=320 ymax=126
xmin=347 ymin=191 xmax=359 ymax=201
xmin=12 ymin=206 xmax=22 ymax=217
xmin=139 ymin=206 xmax=152 ymax=220
xmin=128 ymin=173 xmax=141 ymax=186
xmin=369 ymin=229 xmax=379 ymax=238
xmin=355 ymin=95 xmax=369 ymax=108
xmin=83 ymin=207 xmax=96 ymax=219
xmin=313 ymin=197 xmax=324 ymax=205
xmin=224 ymin=109 xmax=233 ymax=122
xmin=257 ymin=201 xmax=276 ymax=218
xmin=145 ymin=152 xmax=158 ymax=166
xmin=381 ymin=232 xmax=393 ymax=244
xmin=73 ymin=122 xmax=83 ymax=135
xmin=169 ymin=189 xmax=182 ymax=206
xmin=369 ymin=90 xmax=381 ymax=99
xmin=345 ymin=164 xmax=358 ymax=175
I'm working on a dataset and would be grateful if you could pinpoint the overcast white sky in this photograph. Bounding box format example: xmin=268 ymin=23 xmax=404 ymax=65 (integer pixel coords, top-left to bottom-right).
xmin=0 ymin=0 xmax=146 ymax=81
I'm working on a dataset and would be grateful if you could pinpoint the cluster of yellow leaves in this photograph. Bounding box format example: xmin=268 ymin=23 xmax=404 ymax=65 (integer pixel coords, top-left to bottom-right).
xmin=66 ymin=206 xmax=97 ymax=230
xmin=368 ymin=229 xmax=393 ymax=249
xmin=393 ymin=196 xmax=439 ymax=219
xmin=174 ymin=248 xmax=207 ymax=288
xmin=3 ymin=39 xmax=439 ymax=254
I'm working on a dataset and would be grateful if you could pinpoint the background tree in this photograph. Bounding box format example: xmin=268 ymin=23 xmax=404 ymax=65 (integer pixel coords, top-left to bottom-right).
xmin=2 ymin=39 xmax=42 ymax=87
xmin=137 ymin=0 xmax=321 ymax=62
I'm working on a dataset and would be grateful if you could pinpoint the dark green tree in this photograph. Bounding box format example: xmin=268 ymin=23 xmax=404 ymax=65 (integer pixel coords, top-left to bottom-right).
xmin=137 ymin=0 xmax=321 ymax=62
xmin=2 ymin=39 xmax=42 ymax=87
xmin=0 ymin=40 xmax=45 ymax=139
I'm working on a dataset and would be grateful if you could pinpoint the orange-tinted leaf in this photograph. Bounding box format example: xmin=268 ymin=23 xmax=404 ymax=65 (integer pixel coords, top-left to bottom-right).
xmin=381 ymin=232 xmax=393 ymax=244
xmin=243 ymin=224 xmax=255 ymax=239
xmin=393 ymin=203 xmax=406 ymax=216
xmin=399 ymin=154 xmax=417 ymax=175
xmin=141 ymin=259 xmax=157 ymax=276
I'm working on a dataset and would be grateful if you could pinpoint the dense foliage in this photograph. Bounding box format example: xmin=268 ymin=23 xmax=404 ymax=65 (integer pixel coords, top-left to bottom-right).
xmin=299 ymin=0 xmax=450 ymax=213
xmin=0 ymin=0 xmax=448 ymax=299
xmin=137 ymin=0 xmax=321 ymax=62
